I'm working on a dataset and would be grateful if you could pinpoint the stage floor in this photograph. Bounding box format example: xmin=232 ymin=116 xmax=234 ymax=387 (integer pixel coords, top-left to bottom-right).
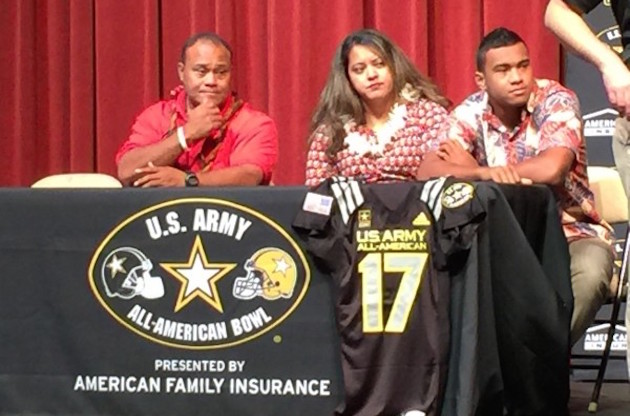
xmin=569 ymin=381 xmax=630 ymax=415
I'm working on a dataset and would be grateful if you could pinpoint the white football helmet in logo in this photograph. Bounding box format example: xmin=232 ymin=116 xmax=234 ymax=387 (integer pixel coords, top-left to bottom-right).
xmin=233 ymin=247 xmax=297 ymax=301
xmin=101 ymin=247 xmax=165 ymax=300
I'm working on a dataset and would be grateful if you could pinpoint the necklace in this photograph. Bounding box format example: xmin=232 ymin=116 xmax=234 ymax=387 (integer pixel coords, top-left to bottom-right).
xmin=343 ymin=102 xmax=407 ymax=156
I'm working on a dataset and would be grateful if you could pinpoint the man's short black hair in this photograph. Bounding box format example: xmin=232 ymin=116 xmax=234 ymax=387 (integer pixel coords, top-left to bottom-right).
xmin=476 ymin=27 xmax=526 ymax=71
xmin=179 ymin=32 xmax=233 ymax=63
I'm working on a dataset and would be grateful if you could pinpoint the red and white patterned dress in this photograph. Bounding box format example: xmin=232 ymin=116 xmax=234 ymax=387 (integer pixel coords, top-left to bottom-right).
xmin=305 ymin=99 xmax=448 ymax=187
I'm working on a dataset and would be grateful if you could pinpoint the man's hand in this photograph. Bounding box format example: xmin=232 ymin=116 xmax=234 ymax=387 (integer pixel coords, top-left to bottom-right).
xmin=133 ymin=163 xmax=186 ymax=187
xmin=437 ymin=140 xmax=479 ymax=167
xmin=478 ymin=165 xmax=523 ymax=184
xmin=184 ymin=97 xmax=224 ymax=141
xmin=601 ymin=59 xmax=630 ymax=117
xmin=544 ymin=0 xmax=630 ymax=117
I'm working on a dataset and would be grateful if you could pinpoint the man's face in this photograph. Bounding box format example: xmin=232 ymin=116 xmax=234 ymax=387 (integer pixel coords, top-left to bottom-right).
xmin=476 ymin=42 xmax=533 ymax=109
xmin=346 ymin=45 xmax=395 ymax=106
xmin=178 ymin=40 xmax=232 ymax=109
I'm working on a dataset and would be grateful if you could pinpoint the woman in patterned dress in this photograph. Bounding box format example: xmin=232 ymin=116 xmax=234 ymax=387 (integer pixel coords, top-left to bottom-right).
xmin=305 ymin=29 xmax=451 ymax=186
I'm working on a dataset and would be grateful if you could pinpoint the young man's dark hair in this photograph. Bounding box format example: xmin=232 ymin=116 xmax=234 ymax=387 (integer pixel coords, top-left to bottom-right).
xmin=476 ymin=27 xmax=526 ymax=71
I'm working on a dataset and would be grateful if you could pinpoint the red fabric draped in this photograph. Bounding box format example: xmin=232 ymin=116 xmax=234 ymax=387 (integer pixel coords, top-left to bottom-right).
xmin=0 ymin=0 xmax=560 ymax=186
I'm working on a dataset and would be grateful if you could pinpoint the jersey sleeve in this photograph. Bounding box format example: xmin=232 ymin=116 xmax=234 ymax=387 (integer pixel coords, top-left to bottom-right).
xmin=434 ymin=180 xmax=486 ymax=266
xmin=293 ymin=178 xmax=365 ymax=272
xmin=292 ymin=181 xmax=344 ymax=270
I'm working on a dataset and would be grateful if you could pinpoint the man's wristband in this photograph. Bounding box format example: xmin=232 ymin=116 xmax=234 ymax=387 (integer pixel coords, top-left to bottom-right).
xmin=184 ymin=171 xmax=199 ymax=187
xmin=176 ymin=126 xmax=188 ymax=150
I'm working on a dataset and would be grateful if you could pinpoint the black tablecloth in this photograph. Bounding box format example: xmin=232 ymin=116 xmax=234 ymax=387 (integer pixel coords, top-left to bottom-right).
xmin=0 ymin=183 xmax=571 ymax=416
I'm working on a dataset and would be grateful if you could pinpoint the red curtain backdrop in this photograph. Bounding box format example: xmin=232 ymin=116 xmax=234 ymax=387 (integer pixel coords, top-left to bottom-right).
xmin=0 ymin=0 xmax=560 ymax=186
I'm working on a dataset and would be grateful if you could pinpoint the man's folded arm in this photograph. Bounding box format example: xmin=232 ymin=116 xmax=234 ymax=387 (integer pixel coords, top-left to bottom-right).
xmin=196 ymin=164 xmax=263 ymax=186
xmin=545 ymin=0 xmax=630 ymax=115
xmin=116 ymin=107 xmax=183 ymax=185
xmin=544 ymin=0 xmax=615 ymax=70
xmin=117 ymin=133 xmax=183 ymax=186
xmin=512 ymin=147 xmax=575 ymax=186
xmin=416 ymin=151 xmax=484 ymax=181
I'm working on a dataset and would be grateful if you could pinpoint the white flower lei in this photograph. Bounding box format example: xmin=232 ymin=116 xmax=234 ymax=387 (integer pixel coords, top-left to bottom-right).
xmin=343 ymin=84 xmax=416 ymax=157
xmin=343 ymin=103 xmax=407 ymax=156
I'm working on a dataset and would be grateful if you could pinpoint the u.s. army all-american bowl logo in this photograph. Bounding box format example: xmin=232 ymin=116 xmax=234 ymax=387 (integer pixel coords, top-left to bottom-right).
xmin=88 ymin=198 xmax=310 ymax=350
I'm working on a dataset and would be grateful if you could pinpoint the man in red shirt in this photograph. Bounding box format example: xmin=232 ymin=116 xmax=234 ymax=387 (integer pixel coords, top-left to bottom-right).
xmin=116 ymin=32 xmax=278 ymax=187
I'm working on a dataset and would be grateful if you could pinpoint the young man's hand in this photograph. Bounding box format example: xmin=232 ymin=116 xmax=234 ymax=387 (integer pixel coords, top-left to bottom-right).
xmin=437 ymin=140 xmax=478 ymax=167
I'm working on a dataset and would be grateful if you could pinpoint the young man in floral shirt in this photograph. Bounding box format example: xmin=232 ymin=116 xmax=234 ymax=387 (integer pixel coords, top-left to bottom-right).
xmin=417 ymin=27 xmax=614 ymax=345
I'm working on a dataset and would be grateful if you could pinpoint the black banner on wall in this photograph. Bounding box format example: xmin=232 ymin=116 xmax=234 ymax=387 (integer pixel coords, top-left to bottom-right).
xmin=565 ymin=1 xmax=622 ymax=166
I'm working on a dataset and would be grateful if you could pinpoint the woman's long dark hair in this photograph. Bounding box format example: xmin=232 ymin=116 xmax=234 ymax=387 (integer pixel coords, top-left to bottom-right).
xmin=309 ymin=28 xmax=450 ymax=157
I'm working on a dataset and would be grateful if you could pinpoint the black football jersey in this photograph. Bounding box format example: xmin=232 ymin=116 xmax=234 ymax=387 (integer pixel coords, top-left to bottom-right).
xmin=293 ymin=177 xmax=485 ymax=416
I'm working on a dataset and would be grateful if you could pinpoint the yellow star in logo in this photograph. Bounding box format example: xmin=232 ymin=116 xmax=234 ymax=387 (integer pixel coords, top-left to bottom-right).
xmin=358 ymin=209 xmax=371 ymax=228
xmin=160 ymin=235 xmax=237 ymax=313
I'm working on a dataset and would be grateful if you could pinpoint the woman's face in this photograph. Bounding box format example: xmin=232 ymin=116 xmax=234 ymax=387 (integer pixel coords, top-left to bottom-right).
xmin=346 ymin=45 xmax=394 ymax=107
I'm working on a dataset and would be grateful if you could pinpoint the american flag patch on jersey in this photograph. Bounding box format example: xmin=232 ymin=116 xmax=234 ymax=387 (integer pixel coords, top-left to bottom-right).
xmin=303 ymin=192 xmax=334 ymax=216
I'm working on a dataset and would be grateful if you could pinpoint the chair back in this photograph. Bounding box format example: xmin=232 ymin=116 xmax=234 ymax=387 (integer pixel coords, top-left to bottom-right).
xmin=587 ymin=166 xmax=629 ymax=297
xmin=587 ymin=166 xmax=628 ymax=224
xmin=31 ymin=173 xmax=123 ymax=188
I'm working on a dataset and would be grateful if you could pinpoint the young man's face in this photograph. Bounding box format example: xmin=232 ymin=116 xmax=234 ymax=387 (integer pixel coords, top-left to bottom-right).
xmin=178 ymin=40 xmax=232 ymax=109
xmin=476 ymin=42 xmax=533 ymax=109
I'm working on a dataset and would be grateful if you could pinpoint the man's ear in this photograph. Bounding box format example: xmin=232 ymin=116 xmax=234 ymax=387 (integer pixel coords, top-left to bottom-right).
xmin=474 ymin=71 xmax=486 ymax=91
xmin=177 ymin=62 xmax=185 ymax=83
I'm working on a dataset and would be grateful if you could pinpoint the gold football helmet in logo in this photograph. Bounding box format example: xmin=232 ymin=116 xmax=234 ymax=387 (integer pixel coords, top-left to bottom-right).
xmin=233 ymin=247 xmax=297 ymax=301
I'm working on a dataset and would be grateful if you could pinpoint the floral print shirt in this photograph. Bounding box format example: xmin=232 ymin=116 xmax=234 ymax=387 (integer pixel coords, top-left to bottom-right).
xmin=439 ymin=79 xmax=612 ymax=244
